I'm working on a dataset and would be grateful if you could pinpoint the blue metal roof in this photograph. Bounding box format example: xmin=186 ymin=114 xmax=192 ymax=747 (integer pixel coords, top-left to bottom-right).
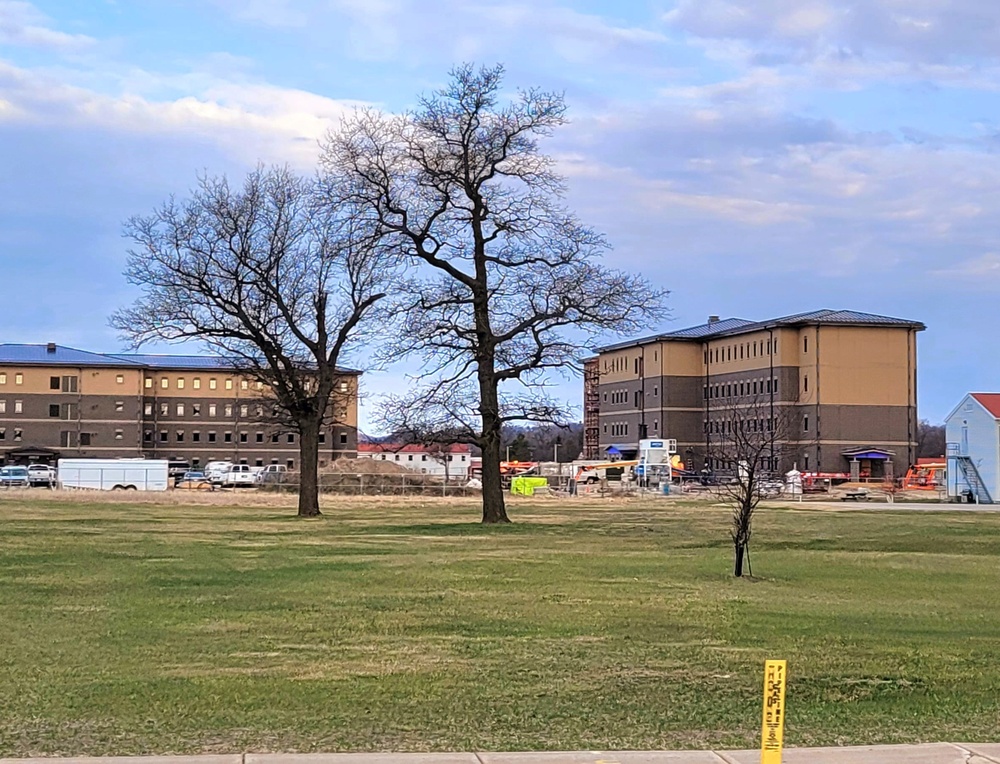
xmin=108 ymin=354 xmax=239 ymax=370
xmin=595 ymin=309 xmax=924 ymax=352
xmin=0 ymin=345 xmax=360 ymax=374
xmin=0 ymin=344 xmax=144 ymax=367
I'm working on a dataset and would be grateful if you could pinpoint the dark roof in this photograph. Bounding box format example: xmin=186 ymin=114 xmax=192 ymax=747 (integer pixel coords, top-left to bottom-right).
xmin=0 ymin=345 xmax=360 ymax=374
xmin=596 ymin=309 xmax=924 ymax=352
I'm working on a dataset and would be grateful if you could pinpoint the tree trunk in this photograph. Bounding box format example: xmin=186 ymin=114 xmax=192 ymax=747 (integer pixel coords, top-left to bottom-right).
xmin=734 ymin=542 xmax=745 ymax=578
xmin=297 ymin=415 xmax=322 ymax=517
xmin=478 ymin=373 xmax=510 ymax=524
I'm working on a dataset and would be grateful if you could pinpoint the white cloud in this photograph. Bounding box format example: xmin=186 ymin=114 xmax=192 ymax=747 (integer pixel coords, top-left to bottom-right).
xmin=0 ymin=0 xmax=95 ymax=51
xmin=0 ymin=61 xmax=369 ymax=168
xmin=667 ymin=0 xmax=1000 ymax=66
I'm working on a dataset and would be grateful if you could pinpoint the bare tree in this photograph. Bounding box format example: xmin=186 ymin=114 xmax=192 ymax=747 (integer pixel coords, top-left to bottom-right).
xmin=706 ymin=396 xmax=799 ymax=577
xmin=916 ymin=419 xmax=946 ymax=459
xmin=111 ymin=166 xmax=396 ymax=517
xmin=322 ymin=63 xmax=667 ymax=523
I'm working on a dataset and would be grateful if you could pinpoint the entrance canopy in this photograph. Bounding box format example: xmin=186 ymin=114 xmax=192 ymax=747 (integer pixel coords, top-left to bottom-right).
xmin=841 ymin=447 xmax=895 ymax=461
xmin=4 ymin=446 xmax=60 ymax=465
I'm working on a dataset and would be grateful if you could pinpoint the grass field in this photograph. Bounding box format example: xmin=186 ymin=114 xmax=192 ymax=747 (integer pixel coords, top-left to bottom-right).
xmin=1 ymin=492 xmax=1000 ymax=756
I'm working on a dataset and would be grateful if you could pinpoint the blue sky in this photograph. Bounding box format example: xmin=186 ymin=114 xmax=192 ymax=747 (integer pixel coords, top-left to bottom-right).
xmin=2 ymin=0 xmax=999 ymax=430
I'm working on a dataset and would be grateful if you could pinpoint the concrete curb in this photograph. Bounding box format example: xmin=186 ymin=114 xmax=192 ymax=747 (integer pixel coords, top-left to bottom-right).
xmin=3 ymin=745 xmax=1000 ymax=764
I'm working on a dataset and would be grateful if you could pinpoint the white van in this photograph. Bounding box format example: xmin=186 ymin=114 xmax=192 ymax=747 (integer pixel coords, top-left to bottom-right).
xmin=205 ymin=461 xmax=233 ymax=484
xmin=220 ymin=464 xmax=255 ymax=488
xmin=58 ymin=459 xmax=169 ymax=491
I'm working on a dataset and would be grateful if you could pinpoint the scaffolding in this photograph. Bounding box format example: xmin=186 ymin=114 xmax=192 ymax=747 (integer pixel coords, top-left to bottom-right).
xmin=583 ymin=357 xmax=600 ymax=460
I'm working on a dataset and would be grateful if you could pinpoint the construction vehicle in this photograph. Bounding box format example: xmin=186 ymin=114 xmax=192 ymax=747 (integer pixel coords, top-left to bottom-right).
xmin=902 ymin=459 xmax=946 ymax=490
xmin=574 ymin=460 xmax=639 ymax=484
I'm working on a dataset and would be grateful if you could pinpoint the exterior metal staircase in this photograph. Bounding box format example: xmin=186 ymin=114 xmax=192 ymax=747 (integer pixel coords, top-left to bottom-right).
xmin=953 ymin=454 xmax=993 ymax=504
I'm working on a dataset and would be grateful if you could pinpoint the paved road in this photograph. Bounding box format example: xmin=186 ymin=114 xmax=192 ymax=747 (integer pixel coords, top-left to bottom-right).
xmin=773 ymin=499 xmax=1000 ymax=512
xmin=5 ymin=744 xmax=1000 ymax=764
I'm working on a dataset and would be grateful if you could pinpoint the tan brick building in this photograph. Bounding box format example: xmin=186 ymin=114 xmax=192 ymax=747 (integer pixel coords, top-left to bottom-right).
xmin=0 ymin=344 xmax=359 ymax=468
xmin=584 ymin=310 xmax=924 ymax=476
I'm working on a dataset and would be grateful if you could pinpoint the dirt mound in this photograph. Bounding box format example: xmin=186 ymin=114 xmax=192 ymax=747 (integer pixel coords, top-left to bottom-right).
xmin=323 ymin=458 xmax=415 ymax=475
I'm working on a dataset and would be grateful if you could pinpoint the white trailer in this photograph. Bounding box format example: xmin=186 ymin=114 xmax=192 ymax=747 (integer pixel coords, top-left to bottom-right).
xmin=57 ymin=459 xmax=169 ymax=491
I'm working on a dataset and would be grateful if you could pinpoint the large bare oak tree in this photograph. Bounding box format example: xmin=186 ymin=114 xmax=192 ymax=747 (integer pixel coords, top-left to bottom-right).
xmin=112 ymin=166 xmax=395 ymax=517
xmin=322 ymin=64 xmax=667 ymax=523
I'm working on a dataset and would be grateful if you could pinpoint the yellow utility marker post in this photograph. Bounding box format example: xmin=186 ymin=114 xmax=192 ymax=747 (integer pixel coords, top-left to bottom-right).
xmin=761 ymin=659 xmax=787 ymax=764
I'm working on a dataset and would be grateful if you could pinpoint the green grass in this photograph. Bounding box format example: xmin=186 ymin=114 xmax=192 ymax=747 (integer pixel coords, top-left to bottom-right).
xmin=2 ymin=494 xmax=1000 ymax=755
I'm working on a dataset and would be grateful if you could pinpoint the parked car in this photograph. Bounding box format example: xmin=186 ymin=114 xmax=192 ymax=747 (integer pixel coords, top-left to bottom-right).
xmin=205 ymin=461 xmax=234 ymax=484
xmin=0 ymin=466 xmax=30 ymax=487
xmin=175 ymin=470 xmax=214 ymax=491
xmin=167 ymin=460 xmax=191 ymax=480
xmin=255 ymin=464 xmax=289 ymax=484
xmin=27 ymin=464 xmax=56 ymax=487
xmin=220 ymin=464 xmax=255 ymax=488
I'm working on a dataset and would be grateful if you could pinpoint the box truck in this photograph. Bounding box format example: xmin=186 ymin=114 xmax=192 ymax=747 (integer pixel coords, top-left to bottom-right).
xmin=57 ymin=459 xmax=169 ymax=491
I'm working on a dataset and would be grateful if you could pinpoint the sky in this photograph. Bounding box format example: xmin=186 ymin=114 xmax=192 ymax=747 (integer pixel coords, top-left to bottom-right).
xmin=1 ymin=0 xmax=999 ymax=430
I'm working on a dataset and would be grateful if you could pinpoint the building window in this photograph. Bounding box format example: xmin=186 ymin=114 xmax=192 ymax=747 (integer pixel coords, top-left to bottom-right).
xmin=804 ymin=454 xmax=810 ymax=470
xmin=176 ymin=403 xmax=185 ymax=416
xmin=225 ymin=379 xmax=233 ymax=390
xmin=804 ymin=376 xmax=808 ymax=393
xmin=115 ymin=429 xmax=123 ymax=440
xmin=161 ymin=378 xmax=168 ymax=389
xmin=144 ymin=377 xmax=152 ymax=388
xmin=256 ymin=381 xmax=264 ymax=390
xmin=804 ymin=336 xmax=808 ymax=353
xmin=209 ymin=404 xmax=217 ymax=416
xmin=286 ymin=460 xmax=295 ymax=469
xmin=160 ymin=402 xmax=169 ymax=416
xmin=0 ymin=400 xmax=4 ymax=414
xmin=255 ymin=459 xmax=263 ymax=467
xmin=241 ymin=380 xmax=248 ymax=390
xmin=50 ymin=376 xmax=60 ymax=390
xmin=0 ymin=373 xmax=5 ymax=384
xmin=422 ymin=454 xmax=428 ymax=461
xmin=160 ymin=431 xmax=168 ymax=442
xmin=14 ymin=400 xmax=22 ymax=414
xmin=208 ymin=431 xmax=217 ymax=443
xmin=193 ymin=378 xmax=201 ymax=389
xmin=177 ymin=431 xmax=185 ymax=442
xmin=271 ymin=433 xmax=279 ymax=443
xmin=14 ymin=373 xmax=23 ymax=385
xmin=287 ymin=433 xmax=295 ymax=444
xmin=225 ymin=404 xmax=233 ymax=417
xmin=240 ymin=405 xmax=248 ymax=417
xmin=224 ymin=432 xmax=232 ymax=443
xmin=115 ymin=401 xmax=124 ymax=413
xmin=209 ymin=378 xmax=217 ymax=390
xmin=192 ymin=403 xmax=201 ymax=416
xmin=339 ymin=381 xmax=348 ymax=392
xmin=319 ymin=432 xmax=326 ymax=444
xmin=256 ymin=432 xmax=264 ymax=443
xmin=177 ymin=378 xmax=185 ymax=389
xmin=804 ymin=415 xmax=809 ymax=432
xmin=14 ymin=428 xmax=23 ymax=442
xmin=240 ymin=432 xmax=248 ymax=443
xmin=143 ymin=430 xmax=151 ymax=442
xmin=192 ymin=431 xmax=201 ymax=442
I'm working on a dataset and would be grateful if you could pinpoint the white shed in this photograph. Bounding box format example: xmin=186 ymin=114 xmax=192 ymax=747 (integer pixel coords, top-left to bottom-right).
xmin=944 ymin=393 xmax=1000 ymax=503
